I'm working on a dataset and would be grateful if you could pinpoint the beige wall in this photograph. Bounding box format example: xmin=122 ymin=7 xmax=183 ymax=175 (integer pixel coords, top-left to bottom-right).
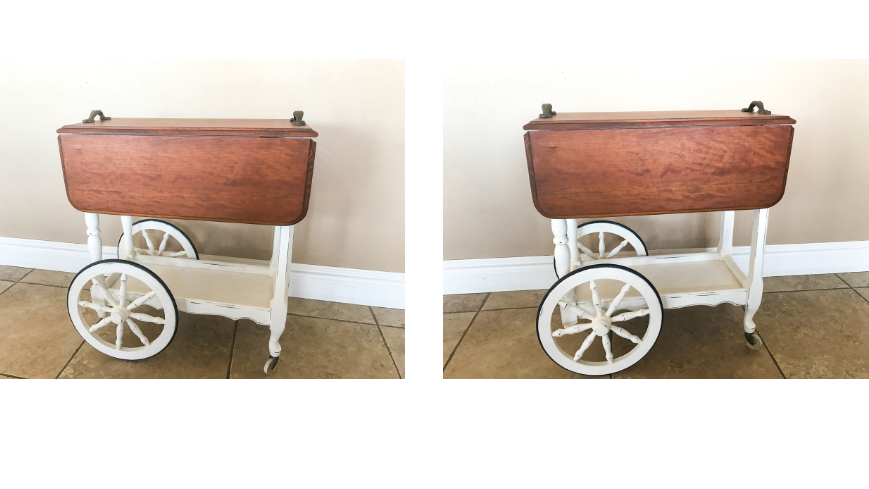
xmin=0 ymin=59 xmax=404 ymax=273
xmin=444 ymin=59 xmax=869 ymax=260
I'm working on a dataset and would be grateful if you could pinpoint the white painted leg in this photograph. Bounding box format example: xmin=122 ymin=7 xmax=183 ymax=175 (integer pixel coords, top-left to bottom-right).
xmin=717 ymin=210 xmax=734 ymax=258
xmin=265 ymin=226 xmax=293 ymax=374
xmin=85 ymin=213 xmax=108 ymax=318
xmin=553 ymin=219 xmax=576 ymax=323
xmin=744 ymin=208 xmax=769 ymax=336
xmin=85 ymin=213 xmax=102 ymax=263
xmin=566 ymin=218 xmax=579 ymax=270
xmin=120 ymin=216 xmax=134 ymax=260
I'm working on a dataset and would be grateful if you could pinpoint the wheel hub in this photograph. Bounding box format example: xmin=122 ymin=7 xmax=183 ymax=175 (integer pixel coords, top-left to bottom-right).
xmin=591 ymin=316 xmax=612 ymax=336
xmin=109 ymin=305 xmax=130 ymax=324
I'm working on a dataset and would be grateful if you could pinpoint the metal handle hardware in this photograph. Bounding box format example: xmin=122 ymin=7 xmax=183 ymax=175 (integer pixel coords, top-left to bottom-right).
xmin=741 ymin=101 xmax=771 ymax=115
xmin=539 ymin=104 xmax=556 ymax=119
xmin=82 ymin=110 xmax=112 ymax=123
xmin=291 ymin=110 xmax=306 ymax=126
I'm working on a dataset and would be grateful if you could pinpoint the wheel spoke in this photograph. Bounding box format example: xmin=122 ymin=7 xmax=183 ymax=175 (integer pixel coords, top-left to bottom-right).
xmin=605 ymin=239 xmax=630 ymax=259
xmin=612 ymin=308 xmax=650 ymax=322
xmin=573 ymin=331 xmax=597 ymax=361
xmin=141 ymin=230 xmax=156 ymax=253
xmin=611 ymin=325 xmax=642 ymax=344
xmin=157 ymin=232 xmax=170 ymax=256
xmin=163 ymin=250 xmax=188 ymax=257
xmin=576 ymin=242 xmax=595 ymax=257
xmin=601 ymin=333 xmax=614 ymax=364
xmin=78 ymin=301 xmax=114 ymax=315
xmin=127 ymin=291 xmax=157 ymax=311
xmin=115 ymin=322 xmax=124 ymax=349
xmin=125 ymin=319 xmax=151 ymax=347
xmin=558 ymin=300 xmax=594 ymax=321
xmin=88 ymin=316 xmax=114 ymax=333
xmin=605 ymin=283 xmax=632 ymax=317
xmin=552 ymin=322 xmax=593 ymax=337
xmin=90 ymin=277 xmax=118 ymax=307
xmin=589 ymin=280 xmax=603 ymax=316
xmin=118 ymin=274 xmax=127 ymax=308
xmin=598 ymin=232 xmax=605 ymax=259
xmin=130 ymin=312 xmax=165 ymax=324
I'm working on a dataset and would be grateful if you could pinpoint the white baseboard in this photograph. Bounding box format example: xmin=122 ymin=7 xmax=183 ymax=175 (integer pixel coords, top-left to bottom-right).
xmin=443 ymin=241 xmax=869 ymax=295
xmin=0 ymin=237 xmax=404 ymax=309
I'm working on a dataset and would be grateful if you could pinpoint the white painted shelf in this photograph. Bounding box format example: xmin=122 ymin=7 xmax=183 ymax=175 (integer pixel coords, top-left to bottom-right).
xmin=94 ymin=257 xmax=275 ymax=325
xmin=569 ymin=257 xmax=748 ymax=311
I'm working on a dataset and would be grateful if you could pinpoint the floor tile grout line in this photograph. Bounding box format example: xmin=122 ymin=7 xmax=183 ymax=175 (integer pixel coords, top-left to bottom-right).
xmin=837 ymin=273 xmax=869 ymax=306
xmin=288 ymin=312 xmax=379 ymax=327
xmin=370 ymin=306 xmax=401 ymax=379
xmin=752 ymin=329 xmax=786 ymax=379
xmin=443 ymin=293 xmax=490 ymax=372
xmin=0 ymin=373 xmax=26 ymax=379
xmin=56 ymin=340 xmax=85 ymax=379
xmin=226 ymin=320 xmax=239 ymax=380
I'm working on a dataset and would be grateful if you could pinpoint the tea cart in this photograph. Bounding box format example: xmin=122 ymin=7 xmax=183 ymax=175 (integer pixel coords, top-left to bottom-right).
xmin=525 ymin=102 xmax=796 ymax=375
xmin=57 ymin=110 xmax=317 ymax=375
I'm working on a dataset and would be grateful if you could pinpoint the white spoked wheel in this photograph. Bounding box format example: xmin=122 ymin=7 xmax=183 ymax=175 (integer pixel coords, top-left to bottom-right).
xmin=538 ymin=264 xmax=663 ymax=376
xmin=118 ymin=219 xmax=199 ymax=259
xmin=67 ymin=259 xmax=179 ymax=361
xmin=555 ymin=221 xmax=648 ymax=278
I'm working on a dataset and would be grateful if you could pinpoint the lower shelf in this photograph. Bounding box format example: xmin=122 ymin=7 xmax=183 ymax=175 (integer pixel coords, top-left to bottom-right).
xmin=569 ymin=257 xmax=748 ymax=309
xmin=94 ymin=259 xmax=275 ymax=325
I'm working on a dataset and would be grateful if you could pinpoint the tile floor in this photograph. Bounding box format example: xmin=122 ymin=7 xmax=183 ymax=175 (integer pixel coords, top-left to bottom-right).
xmin=443 ymin=273 xmax=869 ymax=379
xmin=0 ymin=265 xmax=404 ymax=379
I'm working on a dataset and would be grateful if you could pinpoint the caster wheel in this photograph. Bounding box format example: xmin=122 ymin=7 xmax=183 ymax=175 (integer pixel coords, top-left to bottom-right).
xmin=538 ymin=264 xmax=663 ymax=376
xmin=118 ymin=219 xmax=199 ymax=259
xmin=264 ymin=356 xmax=280 ymax=375
xmin=745 ymin=332 xmax=763 ymax=350
xmin=554 ymin=221 xmax=648 ymax=278
xmin=67 ymin=259 xmax=178 ymax=360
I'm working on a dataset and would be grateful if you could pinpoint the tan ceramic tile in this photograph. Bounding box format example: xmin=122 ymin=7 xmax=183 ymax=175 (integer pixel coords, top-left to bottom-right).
xmin=230 ymin=315 xmax=398 ymax=379
xmin=763 ymin=274 xmax=847 ymax=293
xmin=443 ymin=312 xmax=475 ymax=367
xmin=381 ymin=326 xmax=405 ymax=378
xmin=0 ymin=374 xmax=20 ymax=379
xmin=0 ymin=265 xmax=32 ymax=282
xmin=0 ymin=283 xmax=84 ymax=378
xmin=444 ymin=293 xmax=488 ymax=313
xmin=288 ymin=297 xmax=375 ymax=324
xmin=20 ymin=269 xmax=77 ymax=288
xmin=0 ymin=280 xmax=13 ymax=295
xmin=838 ymin=272 xmax=869 ymax=288
xmin=443 ymin=308 xmax=589 ymax=379
xmin=854 ymin=288 xmax=869 ymax=303
xmin=755 ymin=289 xmax=869 ymax=378
xmin=372 ymin=307 xmax=404 ymax=328
xmin=59 ymin=312 xmax=235 ymax=379
xmin=482 ymin=289 xmax=547 ymax=310
xmin=614 ymin=304 xmax=782 ymax=379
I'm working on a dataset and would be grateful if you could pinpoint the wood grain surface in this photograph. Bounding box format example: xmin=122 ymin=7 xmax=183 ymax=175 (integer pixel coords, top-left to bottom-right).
xmin=58 ymin=118 xmax=318 ymax=137
xmin=525 ymin=124 xmax=795 ymax=219
xmin=59 ymin=134 xmax=316 ymax=225
xmin=524 ymin=110 xmax=795 ymax=131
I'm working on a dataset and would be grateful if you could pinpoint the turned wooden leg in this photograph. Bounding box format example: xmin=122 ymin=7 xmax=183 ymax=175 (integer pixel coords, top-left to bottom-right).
xmin=552 ymin=219 xmax=577 ymax=324
xmin=744 ymin=208 xmax=769 ymax=334
xmin=85 ymin=213 xmax=107 ymax=318
xmin=120 ymin=216 xmax=134 ymax=260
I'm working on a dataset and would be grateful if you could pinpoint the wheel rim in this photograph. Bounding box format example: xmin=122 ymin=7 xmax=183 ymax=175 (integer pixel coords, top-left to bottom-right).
xmin=538 ymin=264 xmax=662 ymax=376
xmin=118 ymin=219 xmax=198 ymax=259
xmin=67 ymin=260 xmax=178 ymax=360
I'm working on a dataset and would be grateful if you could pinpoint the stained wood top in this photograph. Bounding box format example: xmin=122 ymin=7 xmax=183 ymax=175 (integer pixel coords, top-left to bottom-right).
xmin=524 ymin=110 xmax=796 ymax=130
xmin=57 ymin=118 xmax=318 ymax=137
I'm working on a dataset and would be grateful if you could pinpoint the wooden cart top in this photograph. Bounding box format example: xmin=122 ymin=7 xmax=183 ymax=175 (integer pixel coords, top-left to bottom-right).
xmin=58 ymin=115 xmax=318 ymax=226
xmin=524 ymin=109 xmax=795 ymax=131
xmin=523 ymin=104 xmax=796 ymax=219
xmin=58 ymin=118 xmax=318 ymax=137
